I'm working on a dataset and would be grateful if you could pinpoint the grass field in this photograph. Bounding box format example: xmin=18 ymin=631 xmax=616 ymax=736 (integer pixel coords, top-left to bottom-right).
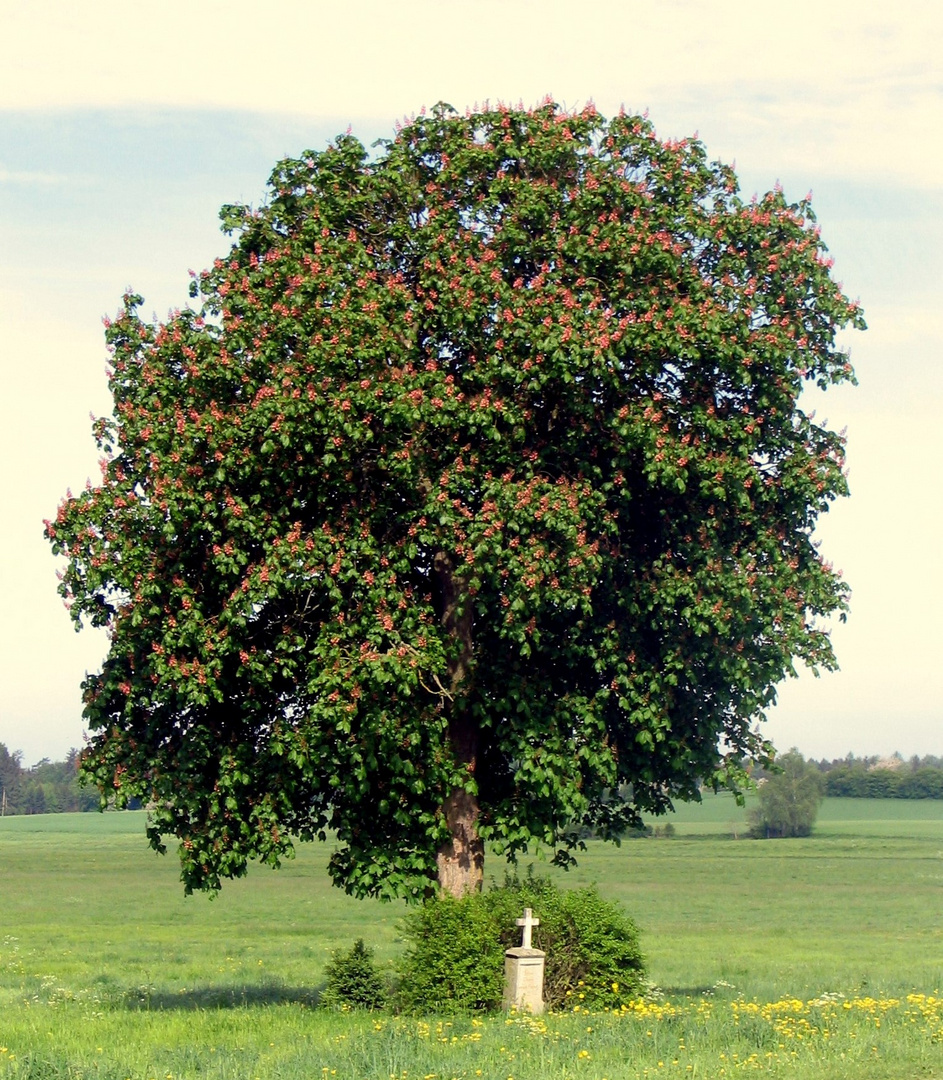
xmin=1 ymin=798 xmax=941 ymax=1078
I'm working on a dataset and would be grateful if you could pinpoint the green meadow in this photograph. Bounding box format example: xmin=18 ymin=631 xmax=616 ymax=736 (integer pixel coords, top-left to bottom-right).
xmin=1 ymin=798 xmax=941 ymax=1079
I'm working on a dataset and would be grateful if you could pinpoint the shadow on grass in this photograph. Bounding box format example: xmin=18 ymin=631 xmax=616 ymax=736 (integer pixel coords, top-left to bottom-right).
xmin=124 ymin=981 xmax=322 ymax=1010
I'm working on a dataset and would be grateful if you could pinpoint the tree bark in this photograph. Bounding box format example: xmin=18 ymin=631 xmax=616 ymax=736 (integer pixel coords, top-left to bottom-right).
xmin=433 ymin=550 xmax=484 ymax=897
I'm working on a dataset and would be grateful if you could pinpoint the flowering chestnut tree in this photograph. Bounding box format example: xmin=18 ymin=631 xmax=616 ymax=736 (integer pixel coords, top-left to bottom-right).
xmin=48 ymin=102 xmax=864 ymax=901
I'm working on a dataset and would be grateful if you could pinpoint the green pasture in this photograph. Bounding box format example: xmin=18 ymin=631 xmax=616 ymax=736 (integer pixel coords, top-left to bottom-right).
xmin=1 ymin=798 xmax=941 ymax=1079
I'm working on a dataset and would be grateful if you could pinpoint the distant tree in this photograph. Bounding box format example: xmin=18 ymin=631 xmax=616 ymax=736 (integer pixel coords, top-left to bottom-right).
xmin=23 ymin=783 xmax=47 ymax=816
xmin=823 ymin=762 xmax=868 ymax=797
xmin=48 ymin=101 xmax=863 ymax=901
xmin=904 ymin=768 xmax=943 ymax=799
xmin=750 ymin=749 xmax=824 ymax=837
xmin=0 ymin=743 xmax=23 ymax=813
xmin=29 ymin=758 xmax=68 ymax=813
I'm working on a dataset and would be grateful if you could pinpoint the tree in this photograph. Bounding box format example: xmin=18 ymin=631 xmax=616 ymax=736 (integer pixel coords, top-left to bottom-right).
xmin=0 ymin=743 xmax=23 ymax=814
xmin=23 ymin=783 xmax=47 ymax=816
xmin=750 ymin=749 xmax=825 ymax=837
xmin=47 ymin=101 xmax=863 ymax=900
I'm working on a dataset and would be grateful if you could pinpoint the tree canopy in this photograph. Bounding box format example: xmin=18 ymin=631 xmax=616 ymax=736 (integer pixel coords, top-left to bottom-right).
xmin=47 ymin=101 xmax=864 ymax=900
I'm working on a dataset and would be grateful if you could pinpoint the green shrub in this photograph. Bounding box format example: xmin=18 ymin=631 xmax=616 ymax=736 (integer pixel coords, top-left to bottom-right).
xmin=395 ymin=894 xmax=506 ymax=1013
xmin=395 ymin=872 xmax=645 ymax=1013
xmin=320 ymin=938 xmax=387 ymax=1010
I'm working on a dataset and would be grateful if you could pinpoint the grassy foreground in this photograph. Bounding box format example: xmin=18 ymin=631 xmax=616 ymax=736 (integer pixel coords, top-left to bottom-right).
xmin=0 ymin=798 xmax=941 ymax=1079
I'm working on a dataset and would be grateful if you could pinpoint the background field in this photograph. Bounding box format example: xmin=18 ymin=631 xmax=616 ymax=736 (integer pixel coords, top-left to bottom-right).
xmin=1 ymin=798 xmax=941 ymax=1078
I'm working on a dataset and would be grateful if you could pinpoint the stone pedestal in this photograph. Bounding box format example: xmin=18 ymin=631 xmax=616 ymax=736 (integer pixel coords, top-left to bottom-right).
xmin=503 ymin=947 xmax=546 ymax=1014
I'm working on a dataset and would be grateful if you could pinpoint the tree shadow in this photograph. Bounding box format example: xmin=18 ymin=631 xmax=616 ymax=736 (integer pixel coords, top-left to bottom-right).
xmin=124 ymin=981 xmax=322 ymax=1011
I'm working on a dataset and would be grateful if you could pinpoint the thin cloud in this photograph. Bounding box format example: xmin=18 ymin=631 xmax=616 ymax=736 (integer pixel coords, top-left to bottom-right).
xmin=0 ymin=167 xmax=72 ymax=185
xmin=2 ymin=1 xmax=939 ymax=190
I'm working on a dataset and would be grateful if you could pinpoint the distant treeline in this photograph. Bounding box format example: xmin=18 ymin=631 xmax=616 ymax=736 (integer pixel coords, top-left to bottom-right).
xmin=0 ymin=744 xmax=99 ymax=815
xmin=749 ymin=753 xmax=943 ymax=800
xmin=809 ymin=754 xmax=943 ymax=800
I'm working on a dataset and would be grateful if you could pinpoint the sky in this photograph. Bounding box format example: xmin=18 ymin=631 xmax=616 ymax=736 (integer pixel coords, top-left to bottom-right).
xmin=1 ymin=0 xmax=940 ymax=766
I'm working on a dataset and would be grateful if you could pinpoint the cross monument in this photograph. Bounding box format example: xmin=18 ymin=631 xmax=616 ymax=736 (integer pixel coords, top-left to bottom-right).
xmin=504 ymin=906 xmax=546 ymax=1013
xmin=516 ymin=907 xmax=540 ymax=949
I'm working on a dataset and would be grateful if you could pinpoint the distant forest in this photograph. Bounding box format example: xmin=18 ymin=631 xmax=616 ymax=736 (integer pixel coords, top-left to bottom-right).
xmin=1 ymin=744 xmax=942 ymax=816
xmin=0 ymin=744 xmax=99 ymax=815
xmin=809 ymin=753 xmax=943 ymax=799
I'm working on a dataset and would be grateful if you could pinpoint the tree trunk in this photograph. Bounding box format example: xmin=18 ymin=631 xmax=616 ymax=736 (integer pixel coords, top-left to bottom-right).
xmin=433 ymin=551 xmax=484 ymax=897
xmin=436 ymin=779 xmax=484 ymax=897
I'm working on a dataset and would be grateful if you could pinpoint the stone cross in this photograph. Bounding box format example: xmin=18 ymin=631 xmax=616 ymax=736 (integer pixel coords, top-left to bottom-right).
xmin=516 ymin=907 xmax=540 ymax=950
xmin=505 ymin=907 xmax=545 ymax=1013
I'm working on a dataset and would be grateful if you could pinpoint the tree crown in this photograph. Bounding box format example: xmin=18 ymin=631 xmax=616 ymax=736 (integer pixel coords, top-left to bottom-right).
xmin=48 ymin=101 xmax=863 ymax=899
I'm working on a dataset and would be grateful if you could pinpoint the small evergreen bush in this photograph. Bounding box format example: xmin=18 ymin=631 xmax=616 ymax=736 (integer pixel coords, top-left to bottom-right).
xmin=320 ymin=938 xmax=387 ymax=1010
xmin=395 ymin=872 xmax=645 ymax=1013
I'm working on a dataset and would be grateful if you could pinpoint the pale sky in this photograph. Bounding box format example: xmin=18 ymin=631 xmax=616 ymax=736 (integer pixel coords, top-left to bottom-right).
xmin=1 ymin=0 xmax=940 ymax=765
